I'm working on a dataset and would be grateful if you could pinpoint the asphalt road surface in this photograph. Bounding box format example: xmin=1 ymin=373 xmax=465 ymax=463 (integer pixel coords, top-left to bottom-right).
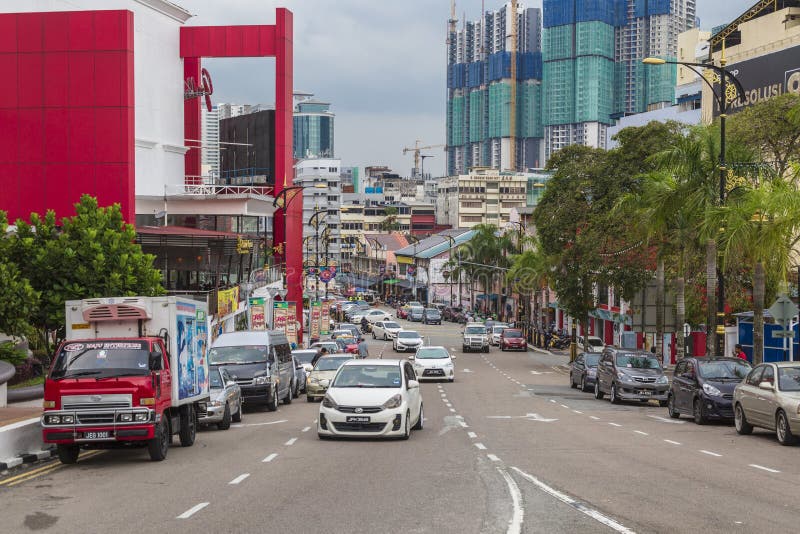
xmin=1 ymin=309 xmax=797 ymax=533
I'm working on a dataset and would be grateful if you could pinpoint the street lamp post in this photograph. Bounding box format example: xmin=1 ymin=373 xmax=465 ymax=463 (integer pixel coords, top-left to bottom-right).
xmin=441 ymin=234 xmax=458 ymax=306
xmin=643 ymin=56 xmax=743 ymax=357
xmin=308 ymin=208 xmax=328 ymax=302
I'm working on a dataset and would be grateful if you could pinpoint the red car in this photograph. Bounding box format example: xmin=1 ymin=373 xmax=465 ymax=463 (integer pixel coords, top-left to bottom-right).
xmin=500 ymin=329 xmax=527 ymax=351
xmin=336 ymin=336 xmax=359 ymax=354
xmin=396 ymin=305 xmax=411 ymax=319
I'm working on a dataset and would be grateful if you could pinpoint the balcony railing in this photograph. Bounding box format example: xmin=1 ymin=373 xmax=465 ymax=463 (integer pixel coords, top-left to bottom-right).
xmin=170 ymin=182 xmax=274 ymax=199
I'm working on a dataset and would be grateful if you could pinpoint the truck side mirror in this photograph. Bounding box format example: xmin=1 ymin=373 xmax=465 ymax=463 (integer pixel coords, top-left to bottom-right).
xmin=149 ymin=351 xmax=162 ymax=371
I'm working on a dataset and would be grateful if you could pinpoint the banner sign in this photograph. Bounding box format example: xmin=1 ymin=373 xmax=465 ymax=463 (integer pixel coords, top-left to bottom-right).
xmin=310 ymin=301 xmax=322 ymax=340
xmin=217 ymin=287 xmax=240 ymax=318
xmin=321 ymin=300 xmax=331 ymax=336
xmin=273 ymin=301 xmax=289 ymax=331
xmin=286 ymin=301 xmax=298 ymax=346
xmin=249 ymin=297 xmax=266 ymax=330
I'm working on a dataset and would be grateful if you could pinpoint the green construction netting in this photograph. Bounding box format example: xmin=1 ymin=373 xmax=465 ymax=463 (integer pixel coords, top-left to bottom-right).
xmin=469 ymin=89 xmax=486 ymax=143
xmin=542 ymin=60 xmax=575 ymax=126
xmin=488 ymin=82 xmax=511 ymax=138
xmin=575 ymin=21 xmax=614 ymax=58
xmin=575 ymin=55 xmax=615 ymax=123
xmin=450 ymin=95 xmax=466 ymax=146
xmin=543 ymin=25 xmax=573 ymax=61
xmin=519 ymin=81 xmax=543 ymax=138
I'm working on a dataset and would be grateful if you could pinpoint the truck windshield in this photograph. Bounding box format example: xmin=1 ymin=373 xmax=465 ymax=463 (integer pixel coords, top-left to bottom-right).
xmin=51 ymin=341 xmax=151 ymax=379
xmin=209 ymin=345 xmax=269 ymax=365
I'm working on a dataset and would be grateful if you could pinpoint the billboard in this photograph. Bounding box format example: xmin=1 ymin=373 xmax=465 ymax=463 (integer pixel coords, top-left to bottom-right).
xmin=286 ymin=302 xmax=298 ymax=346
xmin=249 ymin=297 xmax=266 ymax=330
xmin=310 ymin=301 xmax=322 ymax=340
xmin=713 ymin=44 xmax=800 ymax=117
xmin=273 ymin=301 xmax=289 ymax=331
xmin=217 ymin=287 xmax=240 ymax=317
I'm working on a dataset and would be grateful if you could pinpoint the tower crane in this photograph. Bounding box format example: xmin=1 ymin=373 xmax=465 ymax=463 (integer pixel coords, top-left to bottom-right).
xmin=402 ymin=140 xmax=445 ymax=178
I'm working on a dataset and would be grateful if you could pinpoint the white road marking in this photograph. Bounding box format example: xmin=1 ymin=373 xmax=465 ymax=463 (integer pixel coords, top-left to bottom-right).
xmin=441 ymin=393 xmax=447 ymax=397
xmin=530 ymin=370 xmax=553 ymax=375
xmin=450 ymin=408 xmax=456 ymax=412
xmin=608 ymin=423 xmax=622 ymax=427
xmin=285 ymin=438 xmax=297 ymax=446
xmin=301 ymin=426 xmax=311 ymax=432
xmin=459 ymin=421 xmax=469 ymax=428
xmin=487 ymin=414 xmax=558 ymax=423
xmin=549 ymin=399 xmax=557 ymax=403
xmin=511 ymin=467 xmax=636 ymax=534
xmin=589 ymin=416 xmax=600 ymax=420
xmin=462 ymin=368 xmax=473 ymax=373
xmin=233 ymin=419 xmax=288 ymax=428
xmin=700 ymin=450 xmax=722 ymax=457
xmin=633 ymin=431 xmax=649 ymax=436
xmin=229 ymin=473 xmax=250 ymax=485
xmin=468 ymin=431 xmax=477 ymax=438
xmin=647 ymin=415 xmax=685 ymax=424
xmin=498 ymin=468 xmax=524 ymax=534
xmin=487 ymin=454 xmax=501 ymax=462
xmin=474 ymin=442 xmax=487 ymax=450
xmin=177 ymin=502 xmax=209 ymax=519
xmin=663 ymin=439 xmax=682 ymax=445
xmin=560 ymin=404 xmax=569 ymax=409
xmin=749 ymin=464 xmax=780 ymax=473
xmin=572 ymin=410 xmax=583 ymax=414
xmin=262 ymin=453 xmax=278 ymax=463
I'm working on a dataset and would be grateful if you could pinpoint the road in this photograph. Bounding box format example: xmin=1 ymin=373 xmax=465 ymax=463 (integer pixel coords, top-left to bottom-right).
xmin=1 ymin=310 xmax=798 ymax=533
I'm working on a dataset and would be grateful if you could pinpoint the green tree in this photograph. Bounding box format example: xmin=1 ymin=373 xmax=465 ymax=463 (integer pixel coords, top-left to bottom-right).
xmin=0 ymin=216 xmax=39 ymax=364
xmin=6 ymin=195 xmax=164 ymax=349
xmin=458 ymin=224 xmax=512 ymax=316
xmin=380 ymin=206 xmax=400 ymax=232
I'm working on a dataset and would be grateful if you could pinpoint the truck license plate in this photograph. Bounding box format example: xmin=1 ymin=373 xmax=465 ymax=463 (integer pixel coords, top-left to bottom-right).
xmin=83 ymin=431 xmax=110 ymax=439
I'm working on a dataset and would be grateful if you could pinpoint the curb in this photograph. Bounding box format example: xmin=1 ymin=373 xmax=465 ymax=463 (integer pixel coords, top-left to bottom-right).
xmin=1 ymin=449 xmax=55 ymax=471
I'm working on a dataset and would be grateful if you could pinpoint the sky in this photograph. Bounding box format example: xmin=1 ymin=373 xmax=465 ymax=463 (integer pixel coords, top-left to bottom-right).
xmin=181 ymin=0 xmax=757 ymax=178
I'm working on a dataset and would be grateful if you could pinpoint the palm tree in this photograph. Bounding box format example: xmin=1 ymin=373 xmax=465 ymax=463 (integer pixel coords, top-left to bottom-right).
xmin=507 ymin=238 xmax=552 ymax=344
xmin=459 ymin=224 xmax=513 ymax=317
xmin=716 ymin=177 xmax=800 ymax=363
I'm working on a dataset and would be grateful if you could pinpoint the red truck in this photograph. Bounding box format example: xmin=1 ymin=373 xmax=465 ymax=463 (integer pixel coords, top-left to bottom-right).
xmin=41 ymin=296 xmax=210 ymax=464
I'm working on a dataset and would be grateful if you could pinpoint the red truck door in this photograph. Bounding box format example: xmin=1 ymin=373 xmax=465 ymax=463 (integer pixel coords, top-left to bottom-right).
xmin=152 ymin=341 xmax=172 ymax=409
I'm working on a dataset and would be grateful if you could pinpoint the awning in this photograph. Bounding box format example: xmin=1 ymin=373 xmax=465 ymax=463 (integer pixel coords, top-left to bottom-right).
xmin=589 ymin=308 xmax=632 ymax=325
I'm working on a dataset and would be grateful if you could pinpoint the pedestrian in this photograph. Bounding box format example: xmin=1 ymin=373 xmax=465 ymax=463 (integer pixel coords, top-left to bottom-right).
xmin=734 ymin=344 xmax=747 ymax=360
xmin=357 ymin=338 xmax=369 ymax=359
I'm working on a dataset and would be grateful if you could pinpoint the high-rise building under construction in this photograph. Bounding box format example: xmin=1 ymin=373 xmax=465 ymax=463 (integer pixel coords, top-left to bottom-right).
xmin=446 ymin=3 xmax=543 ymax=176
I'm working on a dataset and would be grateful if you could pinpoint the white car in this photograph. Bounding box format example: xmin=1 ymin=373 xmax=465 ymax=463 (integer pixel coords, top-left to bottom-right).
xmin=393 ymin=330 xmax=423 ymax=353
xmin=372 ymin=320 xmax=402 ymax=340
xmin=411 ymin=346 xmax=456 ymax=382
xmin=318 ymin=359 xmax=423 ymax=439
xmin=351 ymin=309 xmax=393 ymax=324
xmin=490 ymin=324 xmax=510 ymax=345
xmin=584 ymin=336 xmax=605 ymax=352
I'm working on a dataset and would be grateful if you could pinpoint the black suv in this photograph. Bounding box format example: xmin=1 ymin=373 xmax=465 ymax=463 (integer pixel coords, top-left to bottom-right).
xmin=667 ymin=357 xmax=751 ymax=424
xmin=595 ymin=347 xmax=669 ymax=405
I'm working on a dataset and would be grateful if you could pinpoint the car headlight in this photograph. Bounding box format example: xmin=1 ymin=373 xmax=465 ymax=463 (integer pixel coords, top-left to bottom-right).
xmin=587 ymin=368 xmax=597 ymax=376
xmin=254 ymin=375 xmax=269 ymax=385
xmin=443 ymin=362 xmax=454 ymax=368
xmin=382 ymin=394 xmax=402 ymax=410
xmin=322 ymin=395 xmax=338 ymax=409
xmin=134 ymin=412 xmax=149 ymax=422
xmin=45 ymin=414 xmax=61 ymax=425
xmin=210 ymin=399 xmax=223 ymax=407
xmin=118 ymin=413 xmax=133 ymax=422
xmin=656 ymin=375 xmax=669 ymax=385
xmin=702 ymin=383 xmax=722 ymax=397
xmin=61 ymin=415 xmax=74 ymax=424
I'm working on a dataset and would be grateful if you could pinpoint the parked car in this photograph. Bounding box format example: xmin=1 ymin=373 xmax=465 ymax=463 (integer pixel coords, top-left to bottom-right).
xmin=336 ymin=323 xmax=362 ymax=340
xmin=569 ymin=352 xmax=601 ymax=392
xmin=462 ymin=323 xmax=490 ymax=353
xmin=411 ymin=346 xmax=455 ymax=382
xmin=443 ymin=306 xmax=463 ymax=322
xmin=397 ymin=305 xmax=411 ymax=320
xmin=209 ymin=330 xmax=294 ymax=411
xmin=292 ymin=348 xmax=321 ymax=377
xmin=311 ymin=341 xmax=339 ymax=354
xmin=330 ymin=329 xmax=354 ymax=340
xmin=734 ymin=362 xmax=800 ymax=445
xmin=372 ymin=320 xmax=402 ymax=340
xmin=422 ymin=308 xmax=442 ymax=325
xmin=393 ymin=330 xmax=424 ymax=353
xmin=499 ymin=328 xmax=527 ymax=351
xmin=291 ymin=355 xmax=308 ymax=397
xmin=594 ymin=347 xmax=669 ymax=406
xmin=667 ymin=357 xmax=751 ymax=424
xmin=490 ymin=324 xmax=510 ymax=345
xmin=345 ymin=304 xmax=372 ymax=321
xmin=408 ymin=306 xmax=425 ymax=322
xmin=306 ymin=354 xmax=357 ymax=402
xmin=318 ymin=359 xmax=423 ymax=439
xmin=583 ymin=336 xmax=606 ymax=353
xmin=199 ymin=367 xmax=242 ymax=429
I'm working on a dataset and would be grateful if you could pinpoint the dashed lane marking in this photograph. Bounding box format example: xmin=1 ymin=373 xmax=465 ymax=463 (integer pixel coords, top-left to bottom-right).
xmin=700 ymin=450 xmax=722 ymax=457
xmin=663 ymin=439 xmax=682 ymax=445
xmin=474 ymin=443 xmax=487 ymax=450
xmin=301 ymin=426 xmax=311 ymax=432
xmin=608 ymin=423 xmax=622 ymax=427
xmin=572 ymin=410 xmax=583 ymax=414
xmin=468 ymin=431 xmax=477 ymax=438
xmin=177 ymin=502 xmax=209 ymax=519
xmin=749 ymin=464 xmax=780 ymax=473
xmin=560 ymin=404 xmax=569 ymax=409
xmin=633 ymin=430 xmax=649 ymax=436
xmin=229 ymin=473 xmax=250 ymax=485
xmin=285 ymin=438 xmax=297 ymax=446
xmin=487 ymin=454 xmax=501 ymax=462
xmin=233 ymin=419 xmax=288 ymax=428
xmin=589 ymin=416 xmax=600 ymax=420
xmin=262 ymin=453 xmax=278 ymax=463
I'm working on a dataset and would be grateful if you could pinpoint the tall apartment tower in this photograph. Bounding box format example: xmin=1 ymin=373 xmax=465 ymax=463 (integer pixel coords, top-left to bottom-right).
xmin=294 ymin=94 xmax=335 ymax=160
xmin=542 ymin=0 xmax=695 ymax=161
xmin=446 ymin=2 xmax=544 ymax=176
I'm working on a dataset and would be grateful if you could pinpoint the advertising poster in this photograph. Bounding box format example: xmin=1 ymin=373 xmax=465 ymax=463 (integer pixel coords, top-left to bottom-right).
xmin=321 ymin=301 xmax=331 ymax=336
xmin=273 ymin=302 xmax=289 ymax=331
xmin=249 ymin=297 xmax=266 ymax=330
xmin=286 ymin=301 xmax=298 ymax=346
xmin=217 ymin=287 xmax=240 ymax=317
xmin=176 ymin=302 xmax=207 ymax=400
xmin=310 ymin=301 xmax=322 ymax=340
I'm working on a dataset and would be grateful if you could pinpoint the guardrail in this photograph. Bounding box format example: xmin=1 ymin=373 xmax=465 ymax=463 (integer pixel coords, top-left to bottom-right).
xmin=0 ymin=360 xmax=15 ymax=408
xmin=165 ymin=184 xmax=275 ymax=198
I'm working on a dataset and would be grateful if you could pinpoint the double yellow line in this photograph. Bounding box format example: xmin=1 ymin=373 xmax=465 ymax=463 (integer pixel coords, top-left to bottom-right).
xmin=0 ymin=450 xmax=104 ymax=488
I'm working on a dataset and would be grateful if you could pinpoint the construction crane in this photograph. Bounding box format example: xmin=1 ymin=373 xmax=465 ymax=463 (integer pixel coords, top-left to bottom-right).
xmin=403 ymin=140 xmax=445 ymax=178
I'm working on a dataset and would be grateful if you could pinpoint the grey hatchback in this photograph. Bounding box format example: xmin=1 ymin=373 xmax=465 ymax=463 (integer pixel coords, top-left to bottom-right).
xmin=595 ymin=347 xmax=669 ymax=405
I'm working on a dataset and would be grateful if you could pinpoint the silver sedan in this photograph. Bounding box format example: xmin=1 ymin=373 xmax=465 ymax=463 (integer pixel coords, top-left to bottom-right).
xmin=200 ymin=367 xmax=243 ymax=430
xmin=734 ymin=362 xmax=800 ymax=445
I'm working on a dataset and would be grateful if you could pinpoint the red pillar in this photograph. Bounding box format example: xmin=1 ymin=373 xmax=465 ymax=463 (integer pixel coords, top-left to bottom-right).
xmin=183 ymin=57 xmax=201 ymax=185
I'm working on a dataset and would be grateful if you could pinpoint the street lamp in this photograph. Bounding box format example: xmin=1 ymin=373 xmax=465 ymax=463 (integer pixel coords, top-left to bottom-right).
xmin=308 ymin=207 xmax=328 ymax=302
xmin=272 ymin=182 xmax=327 ymax=280
xmin=643 ymin=56 xmax=744 ymax=358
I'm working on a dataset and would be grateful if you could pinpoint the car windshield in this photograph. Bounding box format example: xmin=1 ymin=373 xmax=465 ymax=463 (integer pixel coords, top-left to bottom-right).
xmin=209 ymin=369 xmax=224 ymax=389
xmin=588 ymin=338 xmax=604 ymax=347
xmin=416 ymin=348 xmax=449 ymax=359
xmin=778 ymin=367 xmax=800 ymax=391
xmin=410 ymin=307 xmax=423 ymax=314
xmin=504 ymin=330 xmax=523 ymax=338
xmin=584 ymin=354 xmax=601 ymax=366
xmin=292 ymin=351 xmax=318 ymax=364
xmin=698 ymin=360 xmax=751 ymax=379
xmin=209 ymin=345 xmax=268 ymax=365
xmin=492 ymin=326 xmax=507 ymax=334
xmin=314 ymin=357 xmax=352 ymax=371
xmin=465 ymin=326 xmax=486 ymax=334
xmin=332 ymin=365 xmax=402 ymax=388
xmin=398 ymin=331 xmax=420 ymax=339
xmin=425 ymin=308 xmax=440 ymax=314
xmin=616 ymin=354 xmax=661 ymax=369
xmin=383 ymin=322 xmax=400 ymax=329
xmin=50 ymin=341 xmax=151 ymax=379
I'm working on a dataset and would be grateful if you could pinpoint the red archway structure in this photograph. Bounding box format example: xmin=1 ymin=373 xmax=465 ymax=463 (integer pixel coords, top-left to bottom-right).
xmin=180 ymin=8 xmax=302 ymax=335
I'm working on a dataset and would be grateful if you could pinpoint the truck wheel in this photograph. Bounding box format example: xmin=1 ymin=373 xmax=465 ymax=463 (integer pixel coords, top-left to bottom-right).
xmin=218 ymin=403 xmax=232 ymax=430
xmin=57 ymin=444 xmax=80 ymax=465
xmin=483 ymin=345 xmax=490 ymax=353
xmin=179 ymin=405 xmax=196 ymax=447
xmin=148 ymin=418 xmax=169 ymax=461
xmin=266 ymin=387 xmax=279 ymax=412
